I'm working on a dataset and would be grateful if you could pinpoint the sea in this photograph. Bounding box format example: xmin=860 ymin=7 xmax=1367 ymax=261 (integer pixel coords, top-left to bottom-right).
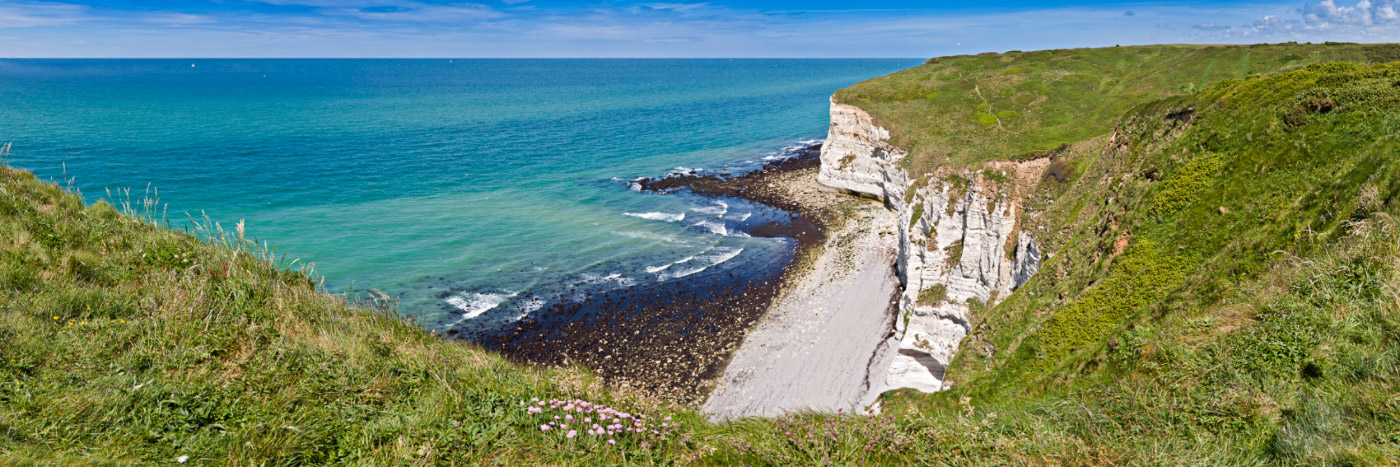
xmin=0 ymin=58 xmax=918 ymax=337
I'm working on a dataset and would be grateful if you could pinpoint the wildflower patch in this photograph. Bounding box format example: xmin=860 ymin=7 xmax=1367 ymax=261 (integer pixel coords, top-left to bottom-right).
xmin=522 ymin=397 xmax=677 ymax=448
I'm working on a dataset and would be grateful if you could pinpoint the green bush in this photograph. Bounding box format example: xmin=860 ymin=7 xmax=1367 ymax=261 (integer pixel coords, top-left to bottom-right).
xmin=1148 ymin=153 xmax=1225 ymax=218
xmin=1027 ymin=240 xmax=1188 ymax=371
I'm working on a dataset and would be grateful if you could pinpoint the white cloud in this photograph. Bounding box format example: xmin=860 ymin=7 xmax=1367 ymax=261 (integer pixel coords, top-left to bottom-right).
xmin=4 ymin=0 xmax=1400 ymax=58
xmin=0 ymin=1 xmax=88 ymax=28
xmin=333 ymin=3 xmax=504 ymax=23
xmin=1302 ymin=0 xmax=1400 ymax=25
xmin=141 ymin=13 xmax=218 ymax=26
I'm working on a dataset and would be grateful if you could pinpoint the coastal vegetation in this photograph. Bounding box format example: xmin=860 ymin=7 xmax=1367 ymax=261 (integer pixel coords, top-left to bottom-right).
xmin=835 ymin=42 xmax=1400 ymax=176
xmin=5 ymin=43 xmax=1400 ymax=464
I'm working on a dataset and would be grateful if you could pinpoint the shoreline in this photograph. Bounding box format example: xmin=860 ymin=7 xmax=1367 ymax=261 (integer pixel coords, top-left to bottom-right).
xmin=637 ymin=141 xmax=912 ymax=419
xmin=471 ymin=142 xmax=840 ymax=404
xmin=700 ymin=165 xmax=903 ymax=419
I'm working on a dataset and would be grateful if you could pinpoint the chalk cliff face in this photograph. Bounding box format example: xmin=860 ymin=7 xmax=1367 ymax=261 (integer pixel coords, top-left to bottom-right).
xmin=817 ymin=99 xmax=1046 ymax=392
xmin=817 ymin=100 xmax=910 ymax=201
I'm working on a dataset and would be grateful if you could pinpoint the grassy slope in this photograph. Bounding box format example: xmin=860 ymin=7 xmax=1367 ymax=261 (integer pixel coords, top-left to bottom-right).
xmin=0 ymin=172 xmax=705 ymax=464
xmin=890 ymin=56 xmax=1400 ymax=464
xmin=4 ymin=45 xmax=1400 ymax=465
xmin=835 ymin=42 xmax=1400 ymax=175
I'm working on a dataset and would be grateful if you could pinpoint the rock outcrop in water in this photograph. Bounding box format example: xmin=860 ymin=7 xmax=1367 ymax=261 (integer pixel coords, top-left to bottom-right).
xmin=817 ymin=99 xmax=1047 ymax=392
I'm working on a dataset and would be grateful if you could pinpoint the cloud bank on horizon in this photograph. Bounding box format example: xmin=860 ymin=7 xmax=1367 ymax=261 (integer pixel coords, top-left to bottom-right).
xmin=1 ymin=0 xmax=1399 ymax=57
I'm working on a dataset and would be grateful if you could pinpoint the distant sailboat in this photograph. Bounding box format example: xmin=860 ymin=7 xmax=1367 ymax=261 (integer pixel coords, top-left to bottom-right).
xmin=191 ymin=63 xmax=196 ymax=68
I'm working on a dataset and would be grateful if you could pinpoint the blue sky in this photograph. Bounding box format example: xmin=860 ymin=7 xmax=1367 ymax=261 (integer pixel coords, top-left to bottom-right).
xmin=1 ymin=0 xmax=1398 ymax=57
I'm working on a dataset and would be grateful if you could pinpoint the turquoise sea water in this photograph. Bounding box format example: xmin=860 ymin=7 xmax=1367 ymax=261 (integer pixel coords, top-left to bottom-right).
xmin=1 ymin=59 xmax=918 ymax=333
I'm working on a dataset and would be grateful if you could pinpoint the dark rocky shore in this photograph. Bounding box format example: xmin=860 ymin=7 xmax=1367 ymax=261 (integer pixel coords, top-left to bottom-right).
xmin=467 ymin=142 xmax=832 ymax=404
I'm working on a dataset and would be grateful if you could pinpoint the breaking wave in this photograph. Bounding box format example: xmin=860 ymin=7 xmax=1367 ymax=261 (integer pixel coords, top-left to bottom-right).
xmin=624 ymin=211 xmax=686 ymax=222
xmin=446 ymin=292 xmax=507 ymax=321
xmin=692 ymin=219 xmax=749 ymax=237
xmin=691 ymin=200 xmax=728 ymax=216
xmin=655 ymin=247 xmax=744 ymax=281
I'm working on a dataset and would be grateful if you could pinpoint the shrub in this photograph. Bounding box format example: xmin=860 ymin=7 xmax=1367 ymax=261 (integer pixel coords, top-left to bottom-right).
xmin=1045 ymin=159 xmax=1073 ymax=183
xmin=1148 ymin=153 xmax=1225 ymax=218
xmin=919 ymin=284 xmax=948 ymax=306
xmin=1026 ymin=240 xmax=1188 ymax=371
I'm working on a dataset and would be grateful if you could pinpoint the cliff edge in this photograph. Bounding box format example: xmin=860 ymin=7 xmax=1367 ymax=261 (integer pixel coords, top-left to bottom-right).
xmin=818 ymin=99 xmax=1047 ymax=393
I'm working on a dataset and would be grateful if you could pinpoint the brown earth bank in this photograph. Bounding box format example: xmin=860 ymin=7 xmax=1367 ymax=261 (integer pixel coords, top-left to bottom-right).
xmin=465 ymin=143 xmax=838 ymax=404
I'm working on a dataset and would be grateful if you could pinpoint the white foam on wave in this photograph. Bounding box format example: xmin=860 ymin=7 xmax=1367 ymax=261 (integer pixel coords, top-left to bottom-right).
xmin=692 ymin=219 xmax=728 ymax=236
xmin=692 ymin=219 xmax=749 ymax=237
xmin=581 ymin=272 xmax=636 ymax=288
xmin=645 ymin=254 xmax=696 ymax=273
xmin=616 ymin=230 xmax=679 ymax=242
xmin=704 ymin=247 xmax=745 ymax=267
xmin=446 ymin=292 xmax=507 ymax=322
xmin=691 ymin=200 xmax=728 ymax=216
xmin=656 ymin=247 xmax=744 ymax=281
xmin=624 ymin=211 xmax=685 ymax=222
xmin=517 ymin=296 xmax=547 ymax=316
xmin=735 ymin=211 xmax=752 ymax=222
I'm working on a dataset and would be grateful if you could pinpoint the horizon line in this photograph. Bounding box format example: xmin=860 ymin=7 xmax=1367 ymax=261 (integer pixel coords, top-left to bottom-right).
xmin=0 ymin=57 xmax=930 ymax=60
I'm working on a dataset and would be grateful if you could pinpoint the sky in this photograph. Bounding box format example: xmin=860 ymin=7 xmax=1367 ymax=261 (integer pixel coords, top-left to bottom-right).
xmin=1 ymin=0 xmax=1399 ymax=57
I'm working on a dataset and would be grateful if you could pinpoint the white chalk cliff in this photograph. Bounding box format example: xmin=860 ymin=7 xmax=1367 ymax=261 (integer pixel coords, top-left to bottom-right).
xmin=817 ymin=98 xmax=1046 ymax=392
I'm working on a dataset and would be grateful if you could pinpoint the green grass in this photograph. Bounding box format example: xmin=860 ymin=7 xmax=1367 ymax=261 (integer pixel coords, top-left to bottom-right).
xmin=0 ymin=169 xmax=704 ymax=464
xmin=835 ymin=42 xmax=1400 ymax=175
xmin=5 ymin=46 xmax=1400 ymax=465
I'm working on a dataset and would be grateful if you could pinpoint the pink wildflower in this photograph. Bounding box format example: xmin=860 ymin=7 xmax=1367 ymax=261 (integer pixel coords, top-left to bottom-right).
xmin=528 ymin=407 xmax=541 ymax=413
xmin=566 ymin=430 xmax=577 ymax=439
xmin=608 ymin=439 xmax=616 ymax=445
xmin=540 ymin=425 xmax=550 ymax=431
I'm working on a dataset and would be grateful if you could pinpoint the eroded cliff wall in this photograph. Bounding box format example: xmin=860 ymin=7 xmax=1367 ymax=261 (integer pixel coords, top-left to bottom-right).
xmin=818 ymin=99 xmax=1046 ymax=392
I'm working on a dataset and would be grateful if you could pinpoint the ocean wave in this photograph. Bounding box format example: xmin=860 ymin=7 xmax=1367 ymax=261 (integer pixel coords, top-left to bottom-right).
xmin=691 ymin=219 xmax=728 ymax=236
xmin=734 ymin=211 xmax=752 ymax=222
xmin=645 ymin=254 xmax=696 ymax=273
xmin=624 ymin=211 xmax=685 ymax=222
xmin=615 ymin=230 xmax=679 ymax=242
xmin=580 ymin=272 xmax=636 ymax=288
xmin=691 ymin=200 xmax=728 ymax=216
xmin=445 ymin=292 xmax=507 ymax=321
xmin=656 ymin=247 xmax=744 ymax=281
xmin=692 ymin=219 xmax=749 ymax=237
xmin=703 ymin=247 xmax=745 ymax=266
xmin=516 ymin=296 xmax=547 ymax=318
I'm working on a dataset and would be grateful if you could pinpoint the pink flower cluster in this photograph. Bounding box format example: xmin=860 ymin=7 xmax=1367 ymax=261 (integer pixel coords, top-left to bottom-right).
xmin=523 ymin=397 xmax=676 ymax=446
